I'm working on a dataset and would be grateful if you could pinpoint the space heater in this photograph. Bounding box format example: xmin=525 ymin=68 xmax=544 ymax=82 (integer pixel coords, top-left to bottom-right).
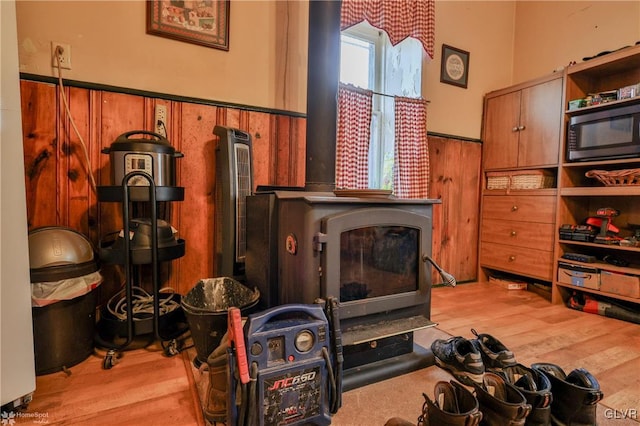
xmin=214 ymin=125 xmax=253 ymax=278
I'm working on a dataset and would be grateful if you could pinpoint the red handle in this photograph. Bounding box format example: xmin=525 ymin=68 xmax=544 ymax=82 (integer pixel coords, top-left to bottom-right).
xmin=228 ymin=307 xmax=249 ymax=384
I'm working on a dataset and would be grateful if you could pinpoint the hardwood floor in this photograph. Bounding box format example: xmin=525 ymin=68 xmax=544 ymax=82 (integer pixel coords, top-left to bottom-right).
xmin=23 ymin=282 xmax=640 ymax=425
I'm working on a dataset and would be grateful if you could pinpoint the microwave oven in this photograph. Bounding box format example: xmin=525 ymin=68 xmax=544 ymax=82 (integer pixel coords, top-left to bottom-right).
xmin=567 ymin=102 xmax=640 ymax=162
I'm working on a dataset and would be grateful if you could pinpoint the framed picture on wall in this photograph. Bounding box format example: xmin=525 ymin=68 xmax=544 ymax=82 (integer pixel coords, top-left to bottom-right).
xmin=440 ymin=44 xmax=470 ymax=88
xmin=147 ymin=0 xmax=230 ymax=51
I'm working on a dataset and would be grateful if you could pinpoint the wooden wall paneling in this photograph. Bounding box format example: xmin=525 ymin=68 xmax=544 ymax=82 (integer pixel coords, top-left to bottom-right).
xmin=56 ymin=85 xmax=69 ymax=232
xmin=88 ymin=90 xmax=102 ymax=244
xmin=224 ymin=108 xmax=241 ymax=129
xmin=453 ymin=140 xmax=481 ymax=280
xmin=428 ymin=137 xmax=445 ymax=284
xmin=428 ymin=136 xmax=481 ymax=284
xmin=20 ymin=80 xmax=58 ymax=229
xmin=292 ymin=116 xmax=306 ymax=188
xmin=248 ymin=111 xmax=273 ymax=188
xmin=62 ymin=86 xmax=94 ymax=235
xmin=175 ymin=102 xmax=219 ymax=294
xmin=276 ymin=115 xmax=293 ymax=186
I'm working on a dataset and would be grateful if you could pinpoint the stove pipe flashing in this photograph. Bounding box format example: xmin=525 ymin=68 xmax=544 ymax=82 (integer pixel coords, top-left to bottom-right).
xmin=304 ymin=0 xmax=342 ymax=192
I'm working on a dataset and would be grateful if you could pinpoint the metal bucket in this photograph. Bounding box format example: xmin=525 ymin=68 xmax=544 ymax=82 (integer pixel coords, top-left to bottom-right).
xmin=181 ymin=277 xmax=259 ymax=367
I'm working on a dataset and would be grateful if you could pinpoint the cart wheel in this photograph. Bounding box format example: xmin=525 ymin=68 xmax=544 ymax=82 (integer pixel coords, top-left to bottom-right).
xmin=164 ymin=339 xmax=180 ymax=357
xmin=103 ymin=349 xmax=118 ymax=369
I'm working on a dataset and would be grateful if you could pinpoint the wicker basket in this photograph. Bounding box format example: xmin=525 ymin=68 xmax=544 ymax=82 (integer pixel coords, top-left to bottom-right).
xmin=486 ymin=170 xmax=556 ymax=191
xmin=585 ymin=169 xmax=640 ymax=186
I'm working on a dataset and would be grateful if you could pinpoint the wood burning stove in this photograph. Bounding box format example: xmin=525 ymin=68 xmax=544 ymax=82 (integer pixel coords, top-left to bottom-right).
xmin=243 ymin=0 xmax=447 ymax=390
xmin=246 ymin=190 xmax=440 ymax=389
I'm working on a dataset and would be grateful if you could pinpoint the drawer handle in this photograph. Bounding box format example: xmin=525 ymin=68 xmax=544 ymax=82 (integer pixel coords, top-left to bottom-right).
xmin=508 ymin=255 xmax=516 ymax=262
xmin=510 ymin=230 xmax=517 ymax=237
xmin=511 ymin=205 xmax=518 ymax=212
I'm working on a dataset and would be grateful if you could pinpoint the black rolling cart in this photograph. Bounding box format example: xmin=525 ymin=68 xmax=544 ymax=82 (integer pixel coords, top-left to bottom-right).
xmin=95 ymin=171 xmax=188 ymax=369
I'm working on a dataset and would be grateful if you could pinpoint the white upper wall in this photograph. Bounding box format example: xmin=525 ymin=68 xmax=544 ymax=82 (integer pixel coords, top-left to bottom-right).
xmin=16 ymin=1 xmax=279 ymax=111
xmin=513 ymin=1 xmax=640 ymax=83
xmin=14 ymin=1 xmax=640 ymax=140
xmin=425 ymin=1 xmax=516 ymax=140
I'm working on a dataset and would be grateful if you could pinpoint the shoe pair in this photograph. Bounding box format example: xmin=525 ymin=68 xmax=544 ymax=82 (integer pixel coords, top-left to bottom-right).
xmin=410 ymin=375 xmax=530 ymax=426
xmin=431 ymin=329 xmax=516 ymax=386
xmin=385 ymin=364 xmax=602 ymax=426
xmin=430 ymin=331 xmax=602 ymax=426
xmin=384 ymin=380 xmax=484 ymax=426
xmin=531 ymin=363 xmax=603 ymax=426
xmin=431 ymin=331 xmax=552 ymax=425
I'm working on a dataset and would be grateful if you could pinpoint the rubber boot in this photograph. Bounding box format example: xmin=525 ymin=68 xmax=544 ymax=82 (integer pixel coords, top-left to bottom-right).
xmin=417 ymin=380 xmax=483 ymax=426
xmin=500 ymin=364 xmax=553 ymax=426
xmin=472 ymin=372 xmax=531 ymax=426
xmin=531 ymin=363 xmax=603 ymax=426
xmin=204 ymin=336 xmax=230 ymax=424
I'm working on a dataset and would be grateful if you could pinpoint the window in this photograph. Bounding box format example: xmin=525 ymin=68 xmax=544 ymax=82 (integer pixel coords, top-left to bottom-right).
xmin=340 ymin=22 xmax=423 ymax=189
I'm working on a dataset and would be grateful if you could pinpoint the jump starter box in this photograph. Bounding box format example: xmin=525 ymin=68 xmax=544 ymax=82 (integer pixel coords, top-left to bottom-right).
xmin=242 ymin=304 xmax=337 ymax=426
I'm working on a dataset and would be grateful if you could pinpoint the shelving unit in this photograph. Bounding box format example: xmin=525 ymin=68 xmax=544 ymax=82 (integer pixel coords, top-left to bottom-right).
xmin=553 ymin=44 xmax=640 ymax=308
xmin=95 ymin=172 xmax=188 ymax=369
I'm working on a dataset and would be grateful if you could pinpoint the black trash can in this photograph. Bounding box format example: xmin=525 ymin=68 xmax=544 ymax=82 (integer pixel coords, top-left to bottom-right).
xmin=28 ymin=227 xmax=101 ymax=375
xmin=31 ymin=288 xmax=99 ymax=375
xmin=182 ymin=277 xmax=260 ymax=367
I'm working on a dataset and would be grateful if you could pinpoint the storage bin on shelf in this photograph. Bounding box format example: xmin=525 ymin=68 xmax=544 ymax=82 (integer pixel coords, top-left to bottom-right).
xmin=486 ymin=169 xmax=556 ymax=191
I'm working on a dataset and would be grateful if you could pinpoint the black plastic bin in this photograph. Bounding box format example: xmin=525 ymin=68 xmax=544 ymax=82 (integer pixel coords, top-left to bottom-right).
xmin=181 ymin=277 xmax=259 ymax=367
xmin=32 ymin=289 xmax=98 ymax=375
xmin=28 ymin=226 xmax=101 ymax=375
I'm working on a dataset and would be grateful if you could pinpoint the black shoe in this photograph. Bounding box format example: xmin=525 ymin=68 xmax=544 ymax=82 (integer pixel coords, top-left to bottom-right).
xmin=431 ymin=336 xmax=484 ymax=385
xmin=417 ymin=381 xmax=482 ymax=426
xmin=531 ymin=363 xmax=603 ymax=426
xmin=500 ymin=364 xmax=552 ymax=426
xmin=471 ymin=329 xmax=517 ymax=371
xmin=471 ymin=372 xmax=532 ymax=426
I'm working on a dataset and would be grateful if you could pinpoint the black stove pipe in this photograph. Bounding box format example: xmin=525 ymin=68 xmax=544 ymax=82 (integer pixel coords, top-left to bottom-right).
xmin=305 ymin=0 xmax=342 ymax=192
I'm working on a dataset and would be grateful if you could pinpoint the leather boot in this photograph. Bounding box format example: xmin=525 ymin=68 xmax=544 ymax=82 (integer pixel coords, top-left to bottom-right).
xmin=204 ymin=336 xmax=230 ymax=424
xmin=500 ymin=364 xmax=553 ymax=426
xmin=472 ymin=372 xmax=531 ymax=426
xmin=417 ymin=380 xmax=483 ymax=426
xmin=531 ymin=363 xmax=603 ymax=426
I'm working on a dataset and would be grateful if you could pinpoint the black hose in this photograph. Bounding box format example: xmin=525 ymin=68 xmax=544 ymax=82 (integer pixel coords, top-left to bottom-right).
xmin=245 ymin=362 xmax=259 ymax=426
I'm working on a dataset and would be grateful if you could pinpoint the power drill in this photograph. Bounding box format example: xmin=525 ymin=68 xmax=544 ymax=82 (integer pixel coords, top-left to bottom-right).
xmin=591 ymin=207 xmax=621 ymax=244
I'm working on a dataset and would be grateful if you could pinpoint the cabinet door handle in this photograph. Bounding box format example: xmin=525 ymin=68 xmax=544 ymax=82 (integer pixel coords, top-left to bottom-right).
xmin=511 ymin=205 xmax=518 ymax=212
xmin=508 ymin=255 xmax=516 ymax=262
xmin=518 ymin=125 xmax=526 ymax=131
xmin=510 ymin=230 xmax=517 ymax=237
xmin=512 ymin=126 xmax=519 ymax=132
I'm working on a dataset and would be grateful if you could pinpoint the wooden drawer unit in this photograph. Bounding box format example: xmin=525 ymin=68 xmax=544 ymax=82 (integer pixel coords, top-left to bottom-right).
xmin=480 ymin=193 xmax=556 ymax=281
xmin=480 ymin=241 xmax=554 ymax=281
xmin=482 ymin=195 xmax=555 ymax=223
xmin=481 ymin=219 xmax=554 ymax=251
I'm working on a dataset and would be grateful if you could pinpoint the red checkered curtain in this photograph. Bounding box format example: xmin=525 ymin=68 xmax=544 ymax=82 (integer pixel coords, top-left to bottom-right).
xmin=394 ymin=97 xmax=430 ymax=198
xmin=341 ymin=0 xmax=435 ymax=59
xmin=336 ymin=83 xmax=373 ymax=189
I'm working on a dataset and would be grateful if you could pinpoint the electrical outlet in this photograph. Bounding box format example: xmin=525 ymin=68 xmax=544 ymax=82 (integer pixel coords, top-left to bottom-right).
xmin=51 ymin=42 xmax=71 ymax=69
xmin=155 ymin=105 xmax=167 ymax=137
